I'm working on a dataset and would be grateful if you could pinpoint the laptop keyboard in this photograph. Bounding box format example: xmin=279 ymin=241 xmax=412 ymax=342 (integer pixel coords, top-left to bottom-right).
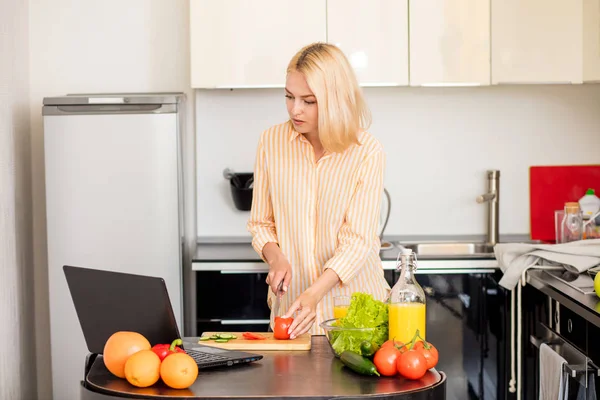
xmin=187 ymin=349 xmax=229 ymax=364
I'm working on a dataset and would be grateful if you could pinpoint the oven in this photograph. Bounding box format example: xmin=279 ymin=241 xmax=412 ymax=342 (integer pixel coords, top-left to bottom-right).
xmin=195 ymin=262 xmax=272 ymax=333
xmin=523 ymin=283 xmax=600 ymax=399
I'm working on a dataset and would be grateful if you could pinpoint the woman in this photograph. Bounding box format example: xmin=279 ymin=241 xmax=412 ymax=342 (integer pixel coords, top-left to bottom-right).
xmin=247 ymin=42 xmax=390 ymax=339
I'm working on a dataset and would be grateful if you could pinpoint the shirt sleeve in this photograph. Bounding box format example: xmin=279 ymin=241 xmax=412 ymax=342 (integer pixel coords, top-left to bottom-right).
xmin=323 ymin=146 xmax=386 ymax=284
xmin=246 ymin=134 xmax=278 ymax=261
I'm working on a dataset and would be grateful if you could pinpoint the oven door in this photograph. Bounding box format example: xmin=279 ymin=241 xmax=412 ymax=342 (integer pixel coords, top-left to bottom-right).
xmin=195 ymin=262 xmax=271 ymax=334
xmin=530 ymin=322 xmax=600 ymax=399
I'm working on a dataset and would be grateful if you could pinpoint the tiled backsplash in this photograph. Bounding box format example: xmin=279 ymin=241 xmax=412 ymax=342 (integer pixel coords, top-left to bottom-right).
xmin=196 ymin=84 xmax=600 ymax=239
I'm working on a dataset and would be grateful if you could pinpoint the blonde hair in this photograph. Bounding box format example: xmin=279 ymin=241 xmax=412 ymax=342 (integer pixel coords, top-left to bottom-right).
xmin=287 ymin=43 xmax=371 ymax=153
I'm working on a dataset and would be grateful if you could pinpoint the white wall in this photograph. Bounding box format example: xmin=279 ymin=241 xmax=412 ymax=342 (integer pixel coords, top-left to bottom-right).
xmin=29 ymin=1 xmax=195 ymax=399
xmin=196 ymin=84 xmax=600 ymax=239
xmin=1 ymin=0 xmax=37 ymax=399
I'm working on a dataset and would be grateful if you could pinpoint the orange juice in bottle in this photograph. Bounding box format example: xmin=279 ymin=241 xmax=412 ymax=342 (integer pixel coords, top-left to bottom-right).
xmin=388 ymin=248 xmax=426 ymax=344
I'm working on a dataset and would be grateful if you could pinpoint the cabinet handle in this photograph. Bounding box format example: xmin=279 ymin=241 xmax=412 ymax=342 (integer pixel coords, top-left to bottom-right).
xmin=220 ymin=270 xmax=268 ymax=274
xmin=220 ymin=319 xmax=270 ymax=325
xmin=567 ymin=319 xmax=573 ymax=333
xmin=414 ymin=268 xmax=496 ymax=275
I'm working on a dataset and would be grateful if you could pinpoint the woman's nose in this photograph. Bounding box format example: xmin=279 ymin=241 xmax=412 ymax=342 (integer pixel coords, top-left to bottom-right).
xmin=292 ymin=100 xmax=304 ymax=115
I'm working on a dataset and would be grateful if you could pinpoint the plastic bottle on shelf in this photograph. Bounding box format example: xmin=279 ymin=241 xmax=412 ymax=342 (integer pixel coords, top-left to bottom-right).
xmin=388 ymin=248 xmax=426 ymax=343
xmin=579 ymin=188 xmax=600 ymax=219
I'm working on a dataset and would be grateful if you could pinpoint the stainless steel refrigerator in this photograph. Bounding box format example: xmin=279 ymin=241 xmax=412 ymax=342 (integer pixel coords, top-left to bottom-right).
xmin=43 ymin=93 xmax=185 ymax=400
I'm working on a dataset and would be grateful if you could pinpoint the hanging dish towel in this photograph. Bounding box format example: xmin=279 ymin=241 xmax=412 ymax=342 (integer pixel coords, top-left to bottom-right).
xmin=539 ymin=343 xmax=569 ymax=400
xmin=576 ymin=370 xmax=597 ymax=400
xmin=495 ymin=239 xmax=600 ymax=290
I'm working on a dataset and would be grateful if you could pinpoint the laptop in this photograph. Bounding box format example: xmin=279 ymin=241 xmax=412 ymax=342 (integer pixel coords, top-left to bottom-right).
xmin=63 ymin=265 xmax=263 ymax=369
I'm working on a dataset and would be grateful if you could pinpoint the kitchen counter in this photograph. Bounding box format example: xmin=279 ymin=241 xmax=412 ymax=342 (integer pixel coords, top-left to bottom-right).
xmin=80 ymin=336 xmax=446 ymax=399
xmin=190 ymin=235 xmax=534 ymax=273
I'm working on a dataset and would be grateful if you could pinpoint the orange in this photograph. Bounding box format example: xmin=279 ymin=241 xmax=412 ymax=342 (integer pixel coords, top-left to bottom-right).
xmin=103 ymin=331 xmax=151 ymax=378
xmin=160 ymin=353 xmax=198 ymax=389
xmin=124 ymin=350 xmax=161 ymax=388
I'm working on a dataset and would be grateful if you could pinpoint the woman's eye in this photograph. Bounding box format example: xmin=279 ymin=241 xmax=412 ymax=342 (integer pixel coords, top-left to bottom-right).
xmin=285 ymin=95 xmax=293 ymax=99
xmin=304 ymin=100 xmax=316 ymax=105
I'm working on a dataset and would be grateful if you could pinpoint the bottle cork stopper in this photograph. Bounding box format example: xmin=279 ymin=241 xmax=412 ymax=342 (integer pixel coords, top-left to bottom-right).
xmin=565 ymin=202 xmax=580 ymax=213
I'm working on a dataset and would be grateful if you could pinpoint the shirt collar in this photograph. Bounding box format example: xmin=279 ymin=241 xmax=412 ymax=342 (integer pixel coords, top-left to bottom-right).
xmin=288 ymin=122 xmax=302 ymax=142
xmin=287 ymin=121 xmax=367 ymax=148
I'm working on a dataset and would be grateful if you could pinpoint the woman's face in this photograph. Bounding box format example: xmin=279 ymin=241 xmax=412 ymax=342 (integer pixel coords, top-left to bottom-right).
xmin=285 ymin=70 xmax=318 ymax=136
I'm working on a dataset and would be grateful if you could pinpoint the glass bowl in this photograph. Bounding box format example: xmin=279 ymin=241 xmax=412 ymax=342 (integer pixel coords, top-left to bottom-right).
xmin=319 ymin=318 xmax=378 ymax=357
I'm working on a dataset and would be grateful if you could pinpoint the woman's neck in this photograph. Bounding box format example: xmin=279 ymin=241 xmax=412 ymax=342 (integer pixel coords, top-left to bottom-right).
xmin=302 ymin=131 xmax=325 ymax=161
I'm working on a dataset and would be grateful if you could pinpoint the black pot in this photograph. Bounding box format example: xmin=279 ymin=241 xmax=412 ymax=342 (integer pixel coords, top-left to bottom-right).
xmin=229 ymin=173 xmax=254 ymax=211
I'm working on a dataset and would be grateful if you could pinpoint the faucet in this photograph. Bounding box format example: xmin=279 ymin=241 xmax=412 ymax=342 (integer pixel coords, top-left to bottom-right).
xmin=476 ymin=170 xmax=500 ymax=246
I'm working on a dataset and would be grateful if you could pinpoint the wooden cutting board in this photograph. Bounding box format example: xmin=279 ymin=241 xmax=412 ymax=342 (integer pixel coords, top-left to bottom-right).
xmin=197 ymin=332 xmax=312 ymax=351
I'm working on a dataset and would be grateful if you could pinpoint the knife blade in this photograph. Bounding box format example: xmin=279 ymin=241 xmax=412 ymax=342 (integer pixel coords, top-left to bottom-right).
xmin=272 ymin=281 xmax=283 ymax=317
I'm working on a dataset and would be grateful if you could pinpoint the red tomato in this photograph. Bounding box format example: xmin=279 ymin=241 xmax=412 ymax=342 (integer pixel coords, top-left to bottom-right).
xmin=413 ymin=340 xmax=439 ymax=369
xmin=381 ymin=339 xmax=405 ymax=350
xmin=373 ymin=346 xmax=401 ymax=376
xmin=273 ymin=317 xmax=293 ymax=340
xmin=396 ymin=350 xmax=428 ymax=380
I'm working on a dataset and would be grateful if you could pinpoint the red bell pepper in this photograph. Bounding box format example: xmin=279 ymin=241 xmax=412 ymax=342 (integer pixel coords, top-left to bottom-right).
xmin=151 ymin=338 xmax=186 ymax=361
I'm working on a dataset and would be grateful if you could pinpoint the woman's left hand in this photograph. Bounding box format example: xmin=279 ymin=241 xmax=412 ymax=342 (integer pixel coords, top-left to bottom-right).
xmin=283 ymin=290 xmax=319 ymax=339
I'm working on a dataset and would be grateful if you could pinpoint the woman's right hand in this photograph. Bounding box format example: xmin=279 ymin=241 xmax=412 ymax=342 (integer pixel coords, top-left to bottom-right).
xmin=263 ymin=243 xmax=292 ymax=295
xmin=266 ymin=256 xmax=292 ymax=295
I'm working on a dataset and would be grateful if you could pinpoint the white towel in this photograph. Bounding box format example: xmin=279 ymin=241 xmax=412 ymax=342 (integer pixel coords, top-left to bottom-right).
xmin=539 ymin=343 xmax=569 ymax=400
xmin=495 ymin=239 xmax=600 ymax=290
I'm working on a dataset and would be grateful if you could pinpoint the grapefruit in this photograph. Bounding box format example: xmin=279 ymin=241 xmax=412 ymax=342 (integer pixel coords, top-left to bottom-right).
xmin=103 ymin=331 xmax=151 ymax=378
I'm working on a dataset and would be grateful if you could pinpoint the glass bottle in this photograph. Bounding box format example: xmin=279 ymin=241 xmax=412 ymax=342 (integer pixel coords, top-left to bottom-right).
xmin=388 ymin=248 xmax=426 ymax=343
xmin=561 ymin=202 xmax=583 ymax=243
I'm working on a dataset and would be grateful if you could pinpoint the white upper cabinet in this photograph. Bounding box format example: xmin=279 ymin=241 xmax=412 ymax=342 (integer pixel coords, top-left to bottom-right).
xmin=491 ymin=0 xmax=583 ymax=84
xmin=190 ymin=0 xmax=326 ymax=88
xmin=326 ymin=0 xmax=409 ymax=86
xmin=409 ymin=0 xmax=490 ymax=86
xmin=583 ymin=0 xmax=600 ymax=82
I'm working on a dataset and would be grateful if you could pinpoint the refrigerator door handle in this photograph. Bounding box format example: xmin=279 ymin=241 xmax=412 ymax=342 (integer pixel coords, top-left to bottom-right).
xmin=43 ymin=104 xmax=177 ymax=115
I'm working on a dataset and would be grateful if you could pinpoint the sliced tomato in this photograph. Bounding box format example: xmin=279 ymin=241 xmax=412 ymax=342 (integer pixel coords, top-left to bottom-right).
xmin=242 ymin=332 xmax=267 ymax=340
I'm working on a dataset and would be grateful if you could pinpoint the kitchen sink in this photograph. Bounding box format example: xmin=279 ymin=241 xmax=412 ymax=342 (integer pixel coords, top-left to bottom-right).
xmin=396 ymin=242 xmax=496 ymax=258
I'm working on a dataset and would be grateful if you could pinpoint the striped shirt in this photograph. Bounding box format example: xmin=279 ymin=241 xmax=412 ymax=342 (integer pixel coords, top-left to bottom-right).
xmin=247 ymin=121 xmax=391 ymax=335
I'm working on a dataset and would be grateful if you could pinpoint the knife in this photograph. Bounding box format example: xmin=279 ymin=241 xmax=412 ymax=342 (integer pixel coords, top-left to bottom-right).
xmin=272 ymin=281 xmax=283 ymax=318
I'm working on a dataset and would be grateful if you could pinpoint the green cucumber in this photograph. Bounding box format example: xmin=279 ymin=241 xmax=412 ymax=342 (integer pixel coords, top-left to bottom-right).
xmin=360 ymin=341 xmax=380 ymax=358
xmin=217 ymin=333 xmax=236 ymax=339
xmin=198 ymin=336 xmax=211 ymax=342
xmin=209 ymin=335 xmax=219 ymax=340
xmin=215 ymin=338 xmax=229 ymax=343
xmin=340 ymin=350 xmax=380 ymax=376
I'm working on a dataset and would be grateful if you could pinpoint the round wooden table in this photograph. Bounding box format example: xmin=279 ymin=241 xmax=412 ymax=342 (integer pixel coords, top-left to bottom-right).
xmin=81 ymin=336 xmax=446 ymax=400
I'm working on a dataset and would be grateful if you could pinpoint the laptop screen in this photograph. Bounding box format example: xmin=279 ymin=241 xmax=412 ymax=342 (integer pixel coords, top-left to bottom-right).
xmin=63 ymin=265 xmax=182 ymax=354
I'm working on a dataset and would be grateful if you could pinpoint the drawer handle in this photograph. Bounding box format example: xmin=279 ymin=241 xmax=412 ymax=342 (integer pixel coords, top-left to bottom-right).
xmin=567 ymin=319 xmax=573 ymax=333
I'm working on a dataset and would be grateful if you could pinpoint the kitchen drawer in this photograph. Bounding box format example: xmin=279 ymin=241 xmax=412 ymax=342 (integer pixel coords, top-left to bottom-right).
xmin=196 ymin=271 xmax=270 ymax=320
xmin=559 ymin=303 xmax=588 ymax=353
